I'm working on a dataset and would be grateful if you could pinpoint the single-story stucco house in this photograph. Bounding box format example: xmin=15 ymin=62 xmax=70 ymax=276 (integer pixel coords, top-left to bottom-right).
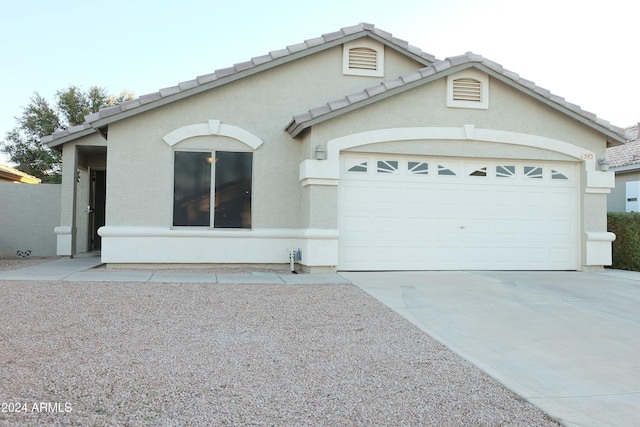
xmin=43 ymin=23 xmax=627 ymax=272
xmin=607 ymin=124 xmax=639 ymax=212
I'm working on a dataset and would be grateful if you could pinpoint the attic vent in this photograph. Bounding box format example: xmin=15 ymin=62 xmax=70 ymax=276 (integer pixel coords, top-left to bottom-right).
xmin=349 ymin=47 xmax=377 ymax=71
xmin=343 ymin=39 xmax=384 ymax=77
xmin=453 ymin=78 xmax=482 ymax=102
xmin=447 ymin=70 xmax=489 ymax=110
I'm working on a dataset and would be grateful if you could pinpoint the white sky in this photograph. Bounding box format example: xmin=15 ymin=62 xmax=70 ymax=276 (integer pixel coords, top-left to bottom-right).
xmin=1 ymin=0 xmax=637 ymax=165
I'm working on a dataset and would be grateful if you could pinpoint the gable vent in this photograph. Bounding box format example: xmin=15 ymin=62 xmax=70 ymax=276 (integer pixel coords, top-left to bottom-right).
xmin=452 ymin=78 xmax=482 ymax=102
xmin=349 ymin=47 xmax=378 ymax=71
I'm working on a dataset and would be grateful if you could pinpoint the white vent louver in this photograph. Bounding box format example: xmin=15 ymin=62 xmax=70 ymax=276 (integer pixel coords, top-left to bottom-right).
xmin=349 ymin=47 xmax=378 ymax=71
xmin=452 ymin=78 xmax=482 ymax=102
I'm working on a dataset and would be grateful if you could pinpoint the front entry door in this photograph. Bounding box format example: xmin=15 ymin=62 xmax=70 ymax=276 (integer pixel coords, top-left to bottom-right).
xmin=89 ymin=170 xmax=106 ymax=251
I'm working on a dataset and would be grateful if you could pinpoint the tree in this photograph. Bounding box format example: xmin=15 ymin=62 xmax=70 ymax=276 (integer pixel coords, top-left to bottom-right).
xmin=2 ymin=94 xmax=62 ymax=183
xmin=1 ymin=86 xmax=134 ymax=183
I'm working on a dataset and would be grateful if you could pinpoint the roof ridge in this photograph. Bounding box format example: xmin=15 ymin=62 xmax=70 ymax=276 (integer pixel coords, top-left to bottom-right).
xmin=286 ymin=52 xmax=627 ymax=141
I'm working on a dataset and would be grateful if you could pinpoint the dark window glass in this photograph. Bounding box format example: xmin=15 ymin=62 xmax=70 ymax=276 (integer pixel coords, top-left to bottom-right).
xmin=173 ymin=152 xmax=212 ymax=226
xmin=469 ymin=167 xmax=487 ymax=177
xmin=214 ymin=151 xmax=252 ymax=228
xmin=408 ymin=161 xmax=428 ymax=174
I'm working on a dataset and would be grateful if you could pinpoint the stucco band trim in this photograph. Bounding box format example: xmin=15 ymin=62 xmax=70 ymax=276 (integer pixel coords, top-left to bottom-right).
xmin=98 ymin=227 xmax=339 ymax=267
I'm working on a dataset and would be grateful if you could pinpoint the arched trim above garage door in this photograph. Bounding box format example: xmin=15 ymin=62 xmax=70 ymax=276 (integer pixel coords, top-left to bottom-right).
xmin=326 ymin=125 xmax=588 ymax=163
xmin=299 ymin=125 xmax=613 ymax=192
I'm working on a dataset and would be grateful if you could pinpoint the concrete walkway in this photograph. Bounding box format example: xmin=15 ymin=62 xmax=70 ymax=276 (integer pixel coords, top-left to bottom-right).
xmin=0 ymin=257 xmax=350 ymax=285
xmin=342 ymin=270 xmax=640 ymax=427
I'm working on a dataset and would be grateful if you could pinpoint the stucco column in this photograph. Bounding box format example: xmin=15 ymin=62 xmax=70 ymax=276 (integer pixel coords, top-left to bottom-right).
xmin=298 ymin=159 xmax=340 ymax=271
xmin=54 ymin=144 xmax=78 ymax=256
xmin=582 ymin=191 xmax=615 ymax=271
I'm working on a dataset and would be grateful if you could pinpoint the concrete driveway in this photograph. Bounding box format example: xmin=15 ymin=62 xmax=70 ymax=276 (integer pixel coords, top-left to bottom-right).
xmin=341 ymin=270 xmax=640 ymax=427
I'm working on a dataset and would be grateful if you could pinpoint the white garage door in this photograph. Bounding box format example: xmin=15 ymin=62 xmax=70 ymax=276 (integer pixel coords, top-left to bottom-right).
xmin=338 ymin=154 xmax=579 ymax=270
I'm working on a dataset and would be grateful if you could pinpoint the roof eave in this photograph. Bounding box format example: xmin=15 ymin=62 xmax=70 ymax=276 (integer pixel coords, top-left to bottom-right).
xmin=45 ymin=127 xmax=97 ymax=149
xmin=476 ymin=64 xmax=627 ymax=145
xmin=0 ymin=168 xmax=41 ymax=184
xmin=611 ymin=163 xmax=640 ymax=173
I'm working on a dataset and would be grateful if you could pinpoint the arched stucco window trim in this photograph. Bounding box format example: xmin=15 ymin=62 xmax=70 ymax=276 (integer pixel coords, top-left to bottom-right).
xmin=162 ymin=120 xmax=263 ymax=149
xmin=299 ymin=125 xmax=612 ymax=191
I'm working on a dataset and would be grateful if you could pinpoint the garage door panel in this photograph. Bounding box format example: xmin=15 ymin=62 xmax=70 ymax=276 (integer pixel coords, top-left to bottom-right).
xmin=510 ymin=219 xmax=556 ymax=235
xmin=403 ymin=186 xmax=433 ymax=204
xmin=551 ymin=220 xmax=576 ymax=237
xmin=340 ymin=246 xmax=370 ymax=265
xmin=433 ymin=188 xmax=464 ymax=207
xmin=338 ymin=155 xmax=578 ymax=270
xmin=465 ymin=189 xmax=497 ymax=207
xmin=490 ymin=219 xmax=521 ymax=235
xmin=370 ymin=186 xmax=405 ymax=206
xmin=340 ymin=214 xmax=372 ymax=234
xmin=403 ymin=218 xmax=434 ymax=236
xmin=549 ymin=247 xmax=574 ymax=264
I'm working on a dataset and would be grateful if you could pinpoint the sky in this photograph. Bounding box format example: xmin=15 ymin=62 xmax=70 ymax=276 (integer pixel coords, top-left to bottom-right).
xmin=1 ymin=0 xmax=637 ymax=166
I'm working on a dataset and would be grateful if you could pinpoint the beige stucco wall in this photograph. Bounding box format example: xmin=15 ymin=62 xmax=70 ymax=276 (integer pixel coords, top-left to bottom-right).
xmin=104 ymin=44 xmax=425 ymax=230
xmin=302 ymin=76 xmax=608 ymax=158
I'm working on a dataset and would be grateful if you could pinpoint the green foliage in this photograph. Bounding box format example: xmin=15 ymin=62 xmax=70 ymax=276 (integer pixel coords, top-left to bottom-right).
xmin=608 ymin=212 xmax=640 ymax=271
xmin=1 ymin=86 xmax=134 ymax=183
xmin=55 ymin=86 xmax=135 ymax=127
xmin=2 ymin=94 xmax=61 ymax=182
xmin=21 ymin=93 xmax=60 ymax=136
xmin=57 ymin=86 xmax=92 ymax=126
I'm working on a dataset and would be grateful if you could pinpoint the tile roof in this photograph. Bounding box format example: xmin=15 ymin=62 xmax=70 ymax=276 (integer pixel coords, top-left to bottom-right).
xmin=41 ymin=23 xmax=628 ymax=148
xmin=42 ymin=123 xmax=93 ymax=146
xmin=607 ymin=123 xmax=640 ymax=169
xmin=43 ymin=23 xmax=437 ymax=147
xmin=0 ymin=164 xmax=41 ymax=184
xmin=286 ymin=52 xmax=628 ymax=143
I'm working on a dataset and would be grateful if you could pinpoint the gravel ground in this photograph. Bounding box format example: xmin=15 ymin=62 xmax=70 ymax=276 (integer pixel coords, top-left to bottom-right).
xmin=0 ymin=260 xmax=560 ymax=426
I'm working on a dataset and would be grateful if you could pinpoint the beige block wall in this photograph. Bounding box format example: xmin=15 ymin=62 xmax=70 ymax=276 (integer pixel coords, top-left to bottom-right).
xmin=0 ymin=183 xmax=61 ymax=257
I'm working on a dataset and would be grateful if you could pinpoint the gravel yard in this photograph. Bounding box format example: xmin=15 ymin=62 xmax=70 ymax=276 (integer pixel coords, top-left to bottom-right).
xmin=0 ymin=259 xmax=560 ymax=426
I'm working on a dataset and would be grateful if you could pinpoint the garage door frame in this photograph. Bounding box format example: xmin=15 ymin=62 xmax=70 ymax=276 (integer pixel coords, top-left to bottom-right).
xmin=337 ymin=153 xmax=580 ymax=271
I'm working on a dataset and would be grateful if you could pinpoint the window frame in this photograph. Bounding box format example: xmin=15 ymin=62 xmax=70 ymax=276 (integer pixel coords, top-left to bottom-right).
xmin=172 ymin=149 xmax=253 ymax=229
